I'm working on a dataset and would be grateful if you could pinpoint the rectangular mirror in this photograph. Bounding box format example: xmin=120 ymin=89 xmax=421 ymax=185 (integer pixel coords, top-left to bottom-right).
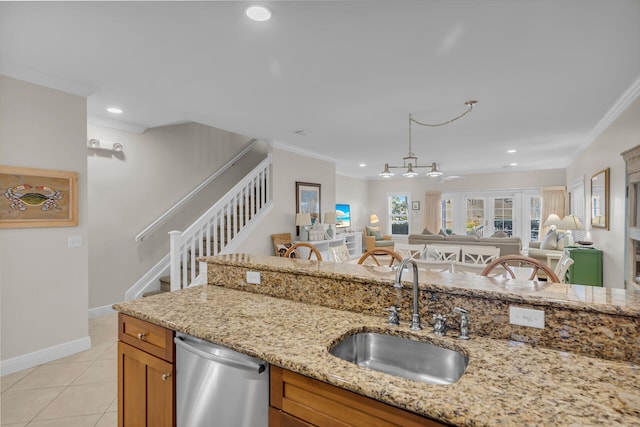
xmin=591 ymin=168 xmax=609 ymax=229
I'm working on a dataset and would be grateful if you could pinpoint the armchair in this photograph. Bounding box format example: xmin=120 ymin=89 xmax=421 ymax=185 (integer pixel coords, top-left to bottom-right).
xmin=363 ymin=226 xmax=395 ymax=252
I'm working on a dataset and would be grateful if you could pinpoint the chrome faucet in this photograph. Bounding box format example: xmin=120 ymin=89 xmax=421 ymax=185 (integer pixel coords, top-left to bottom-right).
xmin=394 ymin=258 xmax=422 ymax=330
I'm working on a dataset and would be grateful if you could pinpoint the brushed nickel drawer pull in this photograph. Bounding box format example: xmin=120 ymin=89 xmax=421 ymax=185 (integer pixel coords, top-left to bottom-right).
xmin=162 ymin=373 xmax=171 ymax=381
xmin=137 ymin=332 xmax=147 ymax=340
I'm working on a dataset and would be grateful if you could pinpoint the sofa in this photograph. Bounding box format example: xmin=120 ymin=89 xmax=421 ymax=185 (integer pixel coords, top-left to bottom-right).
xmin=408 ymin=229 xmax=522 ymax=256
xmin=527 ymin=229 xmax=570 ymax=268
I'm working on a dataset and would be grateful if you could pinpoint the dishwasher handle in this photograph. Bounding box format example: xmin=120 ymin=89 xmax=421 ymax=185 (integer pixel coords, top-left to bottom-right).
xmin=175 ymin=336 xmax=267 ymax=374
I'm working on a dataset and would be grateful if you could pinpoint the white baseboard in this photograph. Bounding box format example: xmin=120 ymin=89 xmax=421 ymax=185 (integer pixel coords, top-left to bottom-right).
xmin=89 ymin=304 xmax=116 ymax=319
xmin=1 ymin=336 xmax=91 ymax=376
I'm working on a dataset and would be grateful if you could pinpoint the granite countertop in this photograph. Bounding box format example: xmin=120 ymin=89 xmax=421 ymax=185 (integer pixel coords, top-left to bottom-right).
xmin=114 ymin=284 xmax=640 ymax=426
xmin=202 ymin=254 xmax=640 ymax=317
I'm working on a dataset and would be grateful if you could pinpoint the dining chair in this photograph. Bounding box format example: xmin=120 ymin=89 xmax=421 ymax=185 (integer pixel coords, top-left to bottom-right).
xmin=357 ymin=248 xmax=403 ymax=267
xmin=422 ymin=245 xmax=461 ymax=262
xmin=415 ymin=260 xmax=454 ymax=273
xmin=481 ymin=255 xmax=559 ymax=282
xmin=329 ymin=244 xmax=352 ymax=263
xmin=553 ymin=254 xmax=575 ymax=283
xmin=461 ymin=246 xmax=500 ymax=265
xmin=283 ymin=242 xmax=323 ymax=261
xmin=395 ymin=243 xmax=425 ymax=260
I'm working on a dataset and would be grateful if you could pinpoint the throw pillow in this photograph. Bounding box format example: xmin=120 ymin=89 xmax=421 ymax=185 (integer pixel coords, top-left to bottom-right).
xmin=439 ymin=229 xmax=447 ymax=237
xmin=422 ymin=228 xmax=434 ymax=235
xmin=276 ymin=243 xmax=297 ymax=257
xmin=540 ymin=230 xmax=558 ymax=250
xmin=372 ymin=229 xmax=384 ymax=241
xmin=556 ymin=233 xmax=567 ymax=250
xmin=491 ymin=230 xmax=507 ymax=238
xmin=365 ymin=226 xmax=380 ymax=236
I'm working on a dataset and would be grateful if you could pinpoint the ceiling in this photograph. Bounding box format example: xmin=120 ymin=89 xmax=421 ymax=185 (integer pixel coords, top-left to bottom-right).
xmin=1 ymin=1 xmax=639 ymax=180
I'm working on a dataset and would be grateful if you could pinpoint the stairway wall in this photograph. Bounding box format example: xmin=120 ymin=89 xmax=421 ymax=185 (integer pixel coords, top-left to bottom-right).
xmin=88 ymin=122 xmax=267 ymax=309
xmin=235 ymin=147 xmax=336 ymax=256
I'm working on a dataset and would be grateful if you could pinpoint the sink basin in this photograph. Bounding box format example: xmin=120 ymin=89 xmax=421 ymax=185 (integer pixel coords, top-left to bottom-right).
xmin=329 ymin=332 xmax=468 ymax=385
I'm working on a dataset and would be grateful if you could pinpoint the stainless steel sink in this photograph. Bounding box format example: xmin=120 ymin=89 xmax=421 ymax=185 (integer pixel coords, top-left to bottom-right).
xmin=329 ymin=332 xmax=468 ymax=385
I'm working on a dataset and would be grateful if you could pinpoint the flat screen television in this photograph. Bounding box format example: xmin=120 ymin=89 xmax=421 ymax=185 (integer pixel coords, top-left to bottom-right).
xmin=335 ymin=203 xmax=351 ymax=228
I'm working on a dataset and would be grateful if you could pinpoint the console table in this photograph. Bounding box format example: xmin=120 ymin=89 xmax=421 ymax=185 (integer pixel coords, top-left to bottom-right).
xmin=565 ymin=247 xmax=603 ymax=286
xmin=295 ymin=232 xmax=362 ymax=261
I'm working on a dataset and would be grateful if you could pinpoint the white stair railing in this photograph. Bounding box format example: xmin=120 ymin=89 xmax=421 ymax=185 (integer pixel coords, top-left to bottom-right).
xmin=169 ymin=155 xmax=272 ymax=291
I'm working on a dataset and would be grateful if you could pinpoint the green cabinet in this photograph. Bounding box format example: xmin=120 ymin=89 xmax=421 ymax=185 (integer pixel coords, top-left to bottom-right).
xmin=565 ymin=247 xmax=603 ymax=286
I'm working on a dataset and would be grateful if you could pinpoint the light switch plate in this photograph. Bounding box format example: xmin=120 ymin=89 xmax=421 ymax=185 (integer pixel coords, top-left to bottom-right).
xmin=68 ymin=235 xmax=83 ymax=248
xmin=246 ymin=271 xmax=261 ymax=285
xmin=509 ymin=306 xmax=545 ymax=329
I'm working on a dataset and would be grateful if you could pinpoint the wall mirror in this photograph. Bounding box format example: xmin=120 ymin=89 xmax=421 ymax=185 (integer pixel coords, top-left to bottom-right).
xmin=591 ymin=168 xmax=609 ymax=229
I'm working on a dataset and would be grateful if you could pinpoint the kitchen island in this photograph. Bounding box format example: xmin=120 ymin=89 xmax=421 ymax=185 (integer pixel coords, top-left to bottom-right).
xmin=114 ymin=255 xmax=640 ymax=426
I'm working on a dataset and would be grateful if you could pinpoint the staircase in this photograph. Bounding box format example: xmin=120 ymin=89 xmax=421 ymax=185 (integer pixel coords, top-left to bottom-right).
xmin=135 ymin=154 xmax=273 ymax=298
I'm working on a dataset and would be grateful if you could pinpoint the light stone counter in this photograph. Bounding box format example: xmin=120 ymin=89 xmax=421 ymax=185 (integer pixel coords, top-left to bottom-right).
xmin=114 ymin=284 xmax=640 ymax=426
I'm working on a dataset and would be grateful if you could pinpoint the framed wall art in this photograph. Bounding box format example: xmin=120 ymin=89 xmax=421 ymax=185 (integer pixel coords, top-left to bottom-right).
xmin=0 ymin=165 xmax=78 ymax=228
xmin=412 ymin=201 xmax=420 ymax=210
xmin=296 ymin=181 xmax=321 ymax=224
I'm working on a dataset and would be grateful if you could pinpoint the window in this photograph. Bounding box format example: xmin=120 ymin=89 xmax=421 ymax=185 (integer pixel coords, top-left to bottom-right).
xmin=389 ymin=194 xmax=409 ymax=235
xmin=466 ymin=198 xmax=485 ymax=236
xmin=529 ymin=197 xmax=541 ymax=241
xmin=442 ymin=199 xmax=454 ymax=234
xmin=494 ymin=197 xmax=513 ymax=236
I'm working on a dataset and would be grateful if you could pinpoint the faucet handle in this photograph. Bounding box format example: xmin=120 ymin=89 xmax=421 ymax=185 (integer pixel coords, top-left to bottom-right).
xmin=385 ymin=305 xmax=400 ymax=325
xmin=452 ymin=307 xmax=470 ymax=340
xmin=432 ymin=314 xmax=447 ymax=336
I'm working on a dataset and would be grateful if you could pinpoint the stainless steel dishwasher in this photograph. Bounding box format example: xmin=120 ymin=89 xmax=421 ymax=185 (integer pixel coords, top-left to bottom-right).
xmin=175 ymin=333 xmax=269 ymax=427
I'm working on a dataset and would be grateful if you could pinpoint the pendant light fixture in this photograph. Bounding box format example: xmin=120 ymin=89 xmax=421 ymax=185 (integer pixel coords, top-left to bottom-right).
xmin=380 ymin=100 xmax=477 ymax=178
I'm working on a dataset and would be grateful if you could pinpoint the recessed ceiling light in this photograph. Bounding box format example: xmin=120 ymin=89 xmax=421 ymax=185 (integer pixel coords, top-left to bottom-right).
xmin=107 ymin=107 xmax=123 ymax=114
xmin=246 ymin=5 xmax=272 ymax=22
xmin=359 ymin=163 xmax=366 ymax=168
xmin=510 ymin=162 xmax=518 ymax=167
xmin=507 ymin=149 xmax=517 ymax=154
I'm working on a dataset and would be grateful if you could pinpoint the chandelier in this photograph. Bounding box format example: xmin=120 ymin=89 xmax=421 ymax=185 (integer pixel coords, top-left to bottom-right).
xmin=380 ymin=100 xmax=477 ymax=178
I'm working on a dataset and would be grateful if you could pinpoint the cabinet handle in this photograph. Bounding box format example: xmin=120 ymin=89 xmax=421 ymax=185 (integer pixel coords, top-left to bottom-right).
xmin=137 ymin=332 xmax=147 ymax=340
xmin=162 ymin=373 xmax=171 ymax=381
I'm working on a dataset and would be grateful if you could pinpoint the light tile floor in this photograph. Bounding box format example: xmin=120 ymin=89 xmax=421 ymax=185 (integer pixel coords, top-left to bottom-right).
xmin=1 ymin=313 xmax=118 ymax=427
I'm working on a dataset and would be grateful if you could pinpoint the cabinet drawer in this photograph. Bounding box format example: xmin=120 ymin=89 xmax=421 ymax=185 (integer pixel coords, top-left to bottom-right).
xmin=270 ymin=366 xmax=445 ymax=427
xmin=119 ymin=313 xmax=174 ymax=362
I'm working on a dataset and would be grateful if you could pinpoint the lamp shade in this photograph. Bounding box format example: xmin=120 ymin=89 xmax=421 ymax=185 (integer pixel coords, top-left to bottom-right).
xmin=543 ymin=214 xmax=562 ymax=226
xmin=323 ymin=212 xmax=337 ymax=224
xmin=370 ymin=214 xmax=379 ymax=224
xmin=558 ymin=215 xmax=584 ymax=231
xmin=295 ymin=213 xmax=311 ymax=226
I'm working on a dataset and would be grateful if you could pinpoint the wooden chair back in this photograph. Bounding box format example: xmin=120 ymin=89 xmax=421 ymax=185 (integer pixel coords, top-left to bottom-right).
xmin=272 ymin=233 xmax=292 ymax=257
xmin=357 ymin=248 xmax=403 ymax=267
xmin=283 ymin=242 xmax=322 ymax=261
xmin=553 ymin=254 xmax=574 ymax=283
xmin=481 ymin=255 xmax=559 ymax=282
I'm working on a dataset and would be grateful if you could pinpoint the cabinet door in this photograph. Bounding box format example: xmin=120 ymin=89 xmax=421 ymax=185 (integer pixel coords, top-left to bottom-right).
xmin=118 ymin=341 xmax=175 ymax=427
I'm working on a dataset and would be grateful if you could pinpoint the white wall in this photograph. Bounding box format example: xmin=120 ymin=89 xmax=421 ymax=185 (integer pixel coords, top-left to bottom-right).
xmin=0 ymin=76 xmax=89 ymax=372
xmin=367 ymin=168 xmax=566 ymax=238
xmin=235 ymin=147 xmax=336 ymax=256
xmin=88 ymin=123 xmax=265 ymax=309
xmin=336 ymin=174 xmax=368 ymax=231
xmin=566 ymin=96 xmax=640 ymax=289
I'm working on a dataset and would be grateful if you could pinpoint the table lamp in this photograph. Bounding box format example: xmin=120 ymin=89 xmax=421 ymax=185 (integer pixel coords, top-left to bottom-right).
xmin=543 ymin=213 xmax=562 ymax=231
xmin=324 ymin=212 xmax=337 ymax=238
xmin=296 ymin=213 xmax=312 ymax=241
xmin=558 ymin=215 xmax=584 ymax=246
xmin=370 ymin=214 xmax=379 ymax=225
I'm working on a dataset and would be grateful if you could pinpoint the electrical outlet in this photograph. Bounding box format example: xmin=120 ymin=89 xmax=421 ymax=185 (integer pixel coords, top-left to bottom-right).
xmin=246 ymin=271 xmax=261 ymax=285
xmin=509 ymin=306 xmax=545 ymax=329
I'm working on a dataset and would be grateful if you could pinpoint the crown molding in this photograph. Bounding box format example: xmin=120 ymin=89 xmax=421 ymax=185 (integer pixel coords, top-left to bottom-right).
xmin=271 ymin=141 xmax=336 ymax=163
xmin=0 ymin=62 xmax=97 ymax=97
xmin=88 ymin=114 xmax=148 ymax=134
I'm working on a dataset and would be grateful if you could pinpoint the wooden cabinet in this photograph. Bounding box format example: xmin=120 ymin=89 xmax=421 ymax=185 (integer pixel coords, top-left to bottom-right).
xmin=269 ymin=366 xmax=445 ymax=427
xmin=118 ymin=314 xmax=175 ymax=427
xmin=565 ymin=247 xmax=603 ymax=287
